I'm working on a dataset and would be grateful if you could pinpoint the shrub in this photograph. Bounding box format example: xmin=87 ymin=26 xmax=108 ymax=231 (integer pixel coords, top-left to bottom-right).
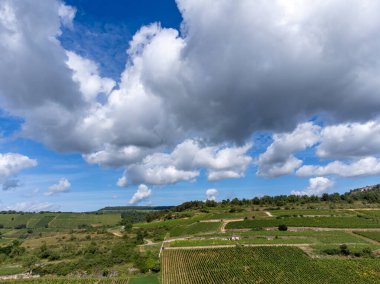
xmin=322 ymin=248 xmax=340 ymax=255
xmin=15 ymin=224 xmax=26 ymax=229
xmin=278 ymin=224 xmax=288 ymax=231
xmin=339 ymin=244 xmax=350 ymax=256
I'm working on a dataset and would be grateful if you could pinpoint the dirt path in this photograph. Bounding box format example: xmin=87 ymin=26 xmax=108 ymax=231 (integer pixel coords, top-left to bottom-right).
xmin=107 ymin=228 xmax=123 ymax=237
xmin=260 ymin=227 xmax=380 ymax=232
xmin=345 ymin=208 xmax=380 ymax=211
xmin=264 ymin=211 xmax=273 ymax=217
xmin=0 ymin=273 xmax=40 ymax=280
xmin=220 ymin=218 xmax=245 ymax=233
xmin=145 ymin=239 xmax=155 ymax=245
xmin=199 ymin=219 xmax=222 ymax=223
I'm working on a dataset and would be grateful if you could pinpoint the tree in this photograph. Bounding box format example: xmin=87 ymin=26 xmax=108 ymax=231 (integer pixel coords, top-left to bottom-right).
xmin=136 ymin=230 xmax=145 ymax=245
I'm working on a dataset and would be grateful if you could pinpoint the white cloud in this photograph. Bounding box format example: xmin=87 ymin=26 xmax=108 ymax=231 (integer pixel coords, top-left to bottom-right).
xmin=0 ymin=201 xmax=59 ymax=212
xmin=297 ymin=157 xmax=380 ymax=177
xmin=0 ymin=153 xmax=37 ymax=178
xmin=125 ymin=164 xmax=198 ymax=186
xmin=117 ymin=176 xmax=128 ymax=187
xmin=66 ymin=51 xmax=116 ymax=101
xmin=0 ymin=201 xmax=60 ymax=212
xmin=58 ymin=3 xmax=76 ymax=29
xmin=129 ymin=184 xmax=151 ymax=205
xmin=45 ymin=178 xmax=71 ymax=196
xmin=119 ymin=140 xmax=252 ymax=185
xmin=317 ymin=120 xmax=380 ymax=159
xmin=292 ymin=177 xmax=333 ymax=196
xmin=206 ymin=188 xmax=219 ymax=201
xmin=0 ymin=153 xmax=37 ymax=190
xmin=257 ymin=123 xmax=320 ymax=177
xmin=84 ymin=144 xmax=150 ymax=168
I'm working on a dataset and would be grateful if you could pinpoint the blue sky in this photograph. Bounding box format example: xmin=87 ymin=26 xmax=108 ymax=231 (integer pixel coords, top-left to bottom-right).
xmin=1 ymin=0 xmax=380 ymax=211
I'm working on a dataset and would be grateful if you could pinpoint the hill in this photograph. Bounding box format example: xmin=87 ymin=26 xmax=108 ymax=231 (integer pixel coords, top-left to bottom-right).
xmin=0 ymin=183 xmax=379 ymax=283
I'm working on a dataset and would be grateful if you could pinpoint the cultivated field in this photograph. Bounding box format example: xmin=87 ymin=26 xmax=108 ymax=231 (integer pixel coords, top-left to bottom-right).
xmin=161 ymin=246 xmax=380 ymax=284
xmin=0 ymin=213 xmax=121 ymax=230
xmin=226 ymin=216 xmax=380 ymax=229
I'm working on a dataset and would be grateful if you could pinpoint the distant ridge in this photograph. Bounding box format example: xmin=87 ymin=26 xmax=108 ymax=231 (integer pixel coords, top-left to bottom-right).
xmin=98 ymin=206 xmax=174 ymax=212
xmin=349 ymin=184 xmax=380 ymax=193
xmin=348 ymin=184 xmax=380 ymax=196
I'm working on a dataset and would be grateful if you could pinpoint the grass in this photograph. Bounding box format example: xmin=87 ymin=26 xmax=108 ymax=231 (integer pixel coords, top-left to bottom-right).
xmin=135 ymin=217 xmax=201 ymax=230
xmin=356 ymin=210 xmax=380 ymax=218
xmin=354 ymin=231 xmax=380 ymax=242
xmin=129 ymin=275 xmax=159 ymax=284
xmin=0 ymin=265 xmax=25 ymax=276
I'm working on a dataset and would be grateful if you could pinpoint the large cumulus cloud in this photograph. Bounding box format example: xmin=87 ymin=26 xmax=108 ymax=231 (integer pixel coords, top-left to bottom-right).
xmin=2 ymin=0 xmax=380 ymax=186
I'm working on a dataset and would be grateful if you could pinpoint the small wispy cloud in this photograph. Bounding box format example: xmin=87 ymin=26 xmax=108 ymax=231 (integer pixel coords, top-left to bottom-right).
xmin=45 ymin=178 xmax=71 ymax=196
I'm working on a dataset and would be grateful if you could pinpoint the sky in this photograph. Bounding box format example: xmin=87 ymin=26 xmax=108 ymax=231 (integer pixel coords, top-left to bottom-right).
xmin=1 ymin=0 xmax=380 ymax=212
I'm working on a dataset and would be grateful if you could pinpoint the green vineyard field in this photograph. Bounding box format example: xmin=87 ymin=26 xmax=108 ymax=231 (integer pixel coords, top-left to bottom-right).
xmin=226 ymin=217 xmax=380 ymax=229
xmin=161 ymin=247 xmax=380 ymax=284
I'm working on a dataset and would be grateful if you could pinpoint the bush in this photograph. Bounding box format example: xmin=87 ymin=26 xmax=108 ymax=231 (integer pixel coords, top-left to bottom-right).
xmin=15 ymin=224 xmax=26 ymax=229
xmin=339 ymin=244 xmax=350 ymax=256
xmin=322 ymin=248 xmax=340 ymax=255
xmin=278 ymin=224 xmax=288 ymax=231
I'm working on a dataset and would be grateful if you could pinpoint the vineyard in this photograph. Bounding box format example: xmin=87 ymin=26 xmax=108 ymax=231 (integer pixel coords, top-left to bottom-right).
xmin=169 ymin=221 xmax=222 ymax=237
xmin=0 ymin=213 xmax=121 ymax=229
xmin=226 ymin=216 xmax=380 ymax=229
xmin=161 ymin=247 xmax=380 ymax=284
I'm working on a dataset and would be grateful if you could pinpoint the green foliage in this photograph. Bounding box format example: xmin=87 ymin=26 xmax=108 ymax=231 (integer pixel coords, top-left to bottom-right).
xmin=22 ymin=255 xmax=38 ymax=272
xmin=322 ymin=244 xmax=374 ymax=258
xmin=129 ymin=275 xmax=159 ymax=284
xmin=135 ymin=230 xmax=146 ymax=245
xmin=120 ymin=210 xmax=150 ymax=224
